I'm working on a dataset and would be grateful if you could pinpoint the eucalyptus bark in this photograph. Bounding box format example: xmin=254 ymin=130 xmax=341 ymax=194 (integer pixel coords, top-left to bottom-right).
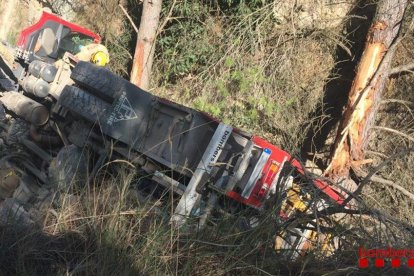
xmin=130 ymin=0 xmax=162 ymax=90
xmin=324 ymin=0 xmax=408 ymax=189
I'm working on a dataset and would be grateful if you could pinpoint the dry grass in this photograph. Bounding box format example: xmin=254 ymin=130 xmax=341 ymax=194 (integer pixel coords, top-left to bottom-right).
xmin=153 ymin=10 xmax=341 ymax=155
xmin=363 ymin=33 xmax=414 ymax=226
xmin=1 ymin=0 xmax=414 ymax=275
xmin=2 ymin=161 xmax=413 ymax=275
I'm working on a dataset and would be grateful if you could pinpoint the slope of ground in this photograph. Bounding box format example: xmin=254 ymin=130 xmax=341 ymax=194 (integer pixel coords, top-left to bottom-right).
xmin=0 ymin=0 xmax=413 ymax=275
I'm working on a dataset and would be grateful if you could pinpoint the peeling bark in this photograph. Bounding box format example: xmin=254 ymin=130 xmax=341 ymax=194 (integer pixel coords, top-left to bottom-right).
xmin=324 ymin=0 xmax=408 ymax=189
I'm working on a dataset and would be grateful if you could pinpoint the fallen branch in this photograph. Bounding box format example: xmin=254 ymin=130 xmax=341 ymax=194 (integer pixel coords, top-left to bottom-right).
xmin=371 ymin=176 xmax=414 ymax=200
xmin=389 ymin=62 xmax=414 ymax=76
xmin=381 ymin=99 xmax=413 ymax=106
xmin=357 ymin=171 xmax=414 ymax=201
xmin=372 ymin=126 xmax=414 ymax=143
xmin=119 ymin=4 xmax=139 ymax=33
xmin=380 ymin=99 xmax=414 ymax=117
xmin=157 ymin=0 xmax=177 ymax=36
xmin=342 ymin=148 xmax=413 ymax=206
xmin=365 ymin=150 xmax=388 ymax=159
xmin=286 ymin=204 xmax=414 ymax=235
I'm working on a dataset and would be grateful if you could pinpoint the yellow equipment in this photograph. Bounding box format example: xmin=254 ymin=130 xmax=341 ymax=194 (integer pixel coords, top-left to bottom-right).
xmin=275 ymin=181 xmax=339 ymax=259
xmin=91 ymin=50 xmax=109 ymax=67
xmin=75 ymin=43 xmax=110 ymax=67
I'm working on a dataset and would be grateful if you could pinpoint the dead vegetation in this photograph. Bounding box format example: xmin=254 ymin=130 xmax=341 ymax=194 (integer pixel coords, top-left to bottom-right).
xmin=0 ymin=0 xmax=414 ymax=275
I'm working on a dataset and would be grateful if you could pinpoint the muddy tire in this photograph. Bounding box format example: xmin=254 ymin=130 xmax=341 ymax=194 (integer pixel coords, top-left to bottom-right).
xmin=59 ymin=86 xmax=111 ymax=123
xmin=48 ymin=145 xmax=88 ymax=191
xmin=71 ymin=61 xmax=123 ymax=100
xmin=6 ymin=118 xmax=29 ymax=145
xmin=0 ymin=105 xmax=5 ymax=121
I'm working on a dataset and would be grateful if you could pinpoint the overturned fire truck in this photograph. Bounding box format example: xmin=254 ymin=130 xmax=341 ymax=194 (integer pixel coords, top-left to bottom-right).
xmin=0 ymin=12 xmax=346 ymax=258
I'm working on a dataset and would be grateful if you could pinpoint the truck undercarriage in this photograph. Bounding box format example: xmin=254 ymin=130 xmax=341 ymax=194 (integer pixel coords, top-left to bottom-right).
xmin=0 ymin=12 xmax=348 ymax=258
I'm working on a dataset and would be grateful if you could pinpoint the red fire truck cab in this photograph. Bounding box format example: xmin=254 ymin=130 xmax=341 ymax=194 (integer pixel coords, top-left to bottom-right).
xmin=16 ymin=11 xmax=100 ymax=63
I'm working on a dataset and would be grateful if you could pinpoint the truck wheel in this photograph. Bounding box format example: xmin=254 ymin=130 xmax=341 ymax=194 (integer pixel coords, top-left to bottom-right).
xmin=0 ymin=105 xmax=5 ymax=121
xmin=48 ymin=145 xmax=87 ymax=191
xmin=6 ymin=118 xmax=29 ymax=144
xmin=59 ymin=86 xmax=111 ymax=123
xmin=70 ymin=61 xmax=123 ymax=100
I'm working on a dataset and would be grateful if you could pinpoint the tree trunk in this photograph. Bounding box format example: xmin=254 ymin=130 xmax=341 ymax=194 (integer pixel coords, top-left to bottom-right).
xmin=324 ymin=0 xmax=408 ymax=189
xmin=130 ymin=0 xmax=162 ymax=90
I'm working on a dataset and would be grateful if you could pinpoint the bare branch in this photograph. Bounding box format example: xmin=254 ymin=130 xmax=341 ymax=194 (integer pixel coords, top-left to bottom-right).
xmin=389 ymin=62 xmax=414 ymax=76
xmin=357 ymin=171 xmax=414 ymax=200
xmin=119 ymin=4 xmax=139 ymax=33
xmin=381 ymin=99 xmax=413 ymax=106
xmin=156 ymin=0 xmax=177 ymax=36
xmin=372 ymin=126 xmax=414 ymax=143
xmin=341 ymin=148 xmax=413 ymax=206
xmin=381 ymin=99 xmax=413 ymax=117
xmin=365 ymin=150 xmax=388 ymax=159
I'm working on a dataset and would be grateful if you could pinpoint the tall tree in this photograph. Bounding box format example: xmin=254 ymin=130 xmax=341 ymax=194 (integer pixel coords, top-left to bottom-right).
xmin=130 ymin=0 xmax=162 ymax=90
xmin=324 ymin=0 xmax=409 ymax=191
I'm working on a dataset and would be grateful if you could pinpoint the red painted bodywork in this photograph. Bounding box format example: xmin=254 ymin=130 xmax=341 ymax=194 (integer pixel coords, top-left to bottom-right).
xmin=289 ymin=158 xmax=345 ymax=205
xmin=226 ymin=136 xmax=345 ymax=209
xmin=17 ymin=12 xmax=100 ymax=48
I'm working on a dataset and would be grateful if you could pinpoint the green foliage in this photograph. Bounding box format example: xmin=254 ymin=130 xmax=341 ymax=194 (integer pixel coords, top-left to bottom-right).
xmin=193 ymin=96 xmax=223 ymax=117
xmin=105 ymin=20 xmax=134 ymax=77
xmin=154 ymin=0 xmax=341 ymax=151
xmin=7 ymin=30 xmax=18 ymax=45
xmin=155 ymin=0 xmax=272 ymax=84
xmin=4 ymin=2 xmax=414 ymax=275
xmin=216 ymin=0 xmax=270 ymax=14
xmin=156 ymin=2 xmax=216 ymax=83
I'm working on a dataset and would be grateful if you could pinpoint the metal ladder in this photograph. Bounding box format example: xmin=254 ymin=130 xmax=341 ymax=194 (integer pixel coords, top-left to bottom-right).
xmin=171 ymin=123 xmax=233 ymax=228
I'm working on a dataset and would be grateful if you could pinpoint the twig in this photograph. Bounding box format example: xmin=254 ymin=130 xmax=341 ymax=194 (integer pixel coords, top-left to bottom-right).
xmin=156 ymin=0 xmax=177 ymax=36
xmin=388 ymin=62 xmax=414 ymax=76
xmin=119 ymin=4 xmax=139 ymax=33
xmin=372 ymin=176 xmax=414 ymax=200
xmin=341 ymin=148 xmax=413 ymax=206
xmin=181 ymin=239 xmax=242 ymax=248
xmin=372 ymin=126 xmax=414 ymax=143
xmin=307 ymin=205 xmax=414 ymax=235
xmin=381 ymin=99 xmax=414 ymax=117
xmin=228 ymin=255 xmax=274 ymax=276
xmin=357 ymin=171 xmax=414 ymax=201
xmin=365 ymin=150 xmax=388 ymax=158
xmin=382 ymin=99 xmax=413 ymax=105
